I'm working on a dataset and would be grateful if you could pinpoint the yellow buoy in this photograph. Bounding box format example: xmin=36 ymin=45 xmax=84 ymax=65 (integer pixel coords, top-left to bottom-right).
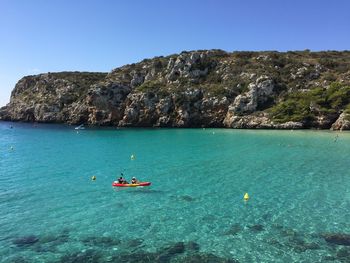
xmin=91 ymin=176 xmax=96 ymax=181
xmin=131 ymin=154 xmax=136 ymax=160
xmin=244 ymin=193 xmax=249 ymax=201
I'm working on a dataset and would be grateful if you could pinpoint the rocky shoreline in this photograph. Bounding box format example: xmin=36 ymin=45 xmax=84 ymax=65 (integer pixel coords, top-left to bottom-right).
xmin=1 ymin=50 xmax=350 ymax=130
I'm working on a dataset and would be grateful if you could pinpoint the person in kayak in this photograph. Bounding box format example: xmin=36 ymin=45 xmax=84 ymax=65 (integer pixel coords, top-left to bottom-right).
xmin=118 ymin=173 xmax=128 ymax=184
xmin=131 ymin=177 xmax=139 ymax=184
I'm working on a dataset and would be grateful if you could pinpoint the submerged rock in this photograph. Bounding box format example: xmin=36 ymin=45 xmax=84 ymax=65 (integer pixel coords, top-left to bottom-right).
xmin=178 ymin=195 xmax=196 ymax=202
xmin=81 ymin=236 xmax=121 ymax=247
xmin=13 ymin=235 xmax=39 ymax=247
xmin=164 ymin=242 xmax=186 ymax=254
xmin=268 ymin=225 xmax=322 ymax=253
xmin=323 ymin=247 xmax=350 ymax=263
xmin=178 ymin=253 xmax=239 ymax=263
xmin=248 ymin=224 xmax=265 ymax=232
xmin=112 ymin=242 xmax=186 ymax=263
xmin=60 ymin=250 xmax=101 ymax=263
xmin=40 ymin=231 xmax=70 ymax=245
xmin=124 ymin=238 xmax=144 ymax=247
xmin=110 ymin=241 xmax=235 ymax=263
xmin=323 ymin=233 xmax=350 ymax=246
xmin=336 ymin=247 xmax=350 ymax=259
xmin=185 ymin=241 xmax=200 ymax=251
xmin=224 ymin=224 xmax=242 ymax=236
xmin=112 ymin=252 xmax=157 ymax=263
xmin=273 ymin=225 xmax=299 ymax=238
xmin=2 ymin=256 xmax=31 ymax=263
xmin=23 ymin=231 xmax=71 ymax=253
xmin=156 ymin=242 xmax=186 ymax=262
xmin=287 ymin=237 xmax=320 ymax=253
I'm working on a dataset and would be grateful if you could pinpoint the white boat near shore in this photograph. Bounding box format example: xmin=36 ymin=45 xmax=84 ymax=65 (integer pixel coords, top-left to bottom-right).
xmin=74 ymin=124 xmax=85 ymax=130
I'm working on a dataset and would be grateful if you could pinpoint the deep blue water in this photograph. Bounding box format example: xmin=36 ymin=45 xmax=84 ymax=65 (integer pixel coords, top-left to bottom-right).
xmin=1 ymin=122 xmax=350 ymax=262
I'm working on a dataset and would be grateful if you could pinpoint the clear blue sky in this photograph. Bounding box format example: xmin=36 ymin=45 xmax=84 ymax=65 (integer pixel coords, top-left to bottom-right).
xmin=1 ymin=0 xmax=349 ymax=106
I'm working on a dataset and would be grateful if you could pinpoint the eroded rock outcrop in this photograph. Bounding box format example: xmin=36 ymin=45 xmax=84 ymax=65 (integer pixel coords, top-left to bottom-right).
xmin=331 ymin=112 xmax=350 ymax=130
xmin=223 ymin=76 xmax=276 ymax=127
xmin=1 ymin=50 xmax=350 ymax=129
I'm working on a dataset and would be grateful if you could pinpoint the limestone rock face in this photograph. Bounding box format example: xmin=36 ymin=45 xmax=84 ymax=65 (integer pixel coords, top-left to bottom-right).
xmin=331 ymin=113 xmax=350 ymax=130
xmin=274 ymin=121 xmax=304 ymax=129
xmin=119 ymin=92 xmax=159 ymax=127
xmin=0 ymin=72 xmax=108 ymax=124
xmin=86 ymin=83 xmax=131 ymax=125
xmin=223 ymin=76 xmax=275 ymax=127
xmin=166 ymin=51 xmax=216 ymax=84
xmin=234 ymin=76 xmax=274 ymax=113
xmin=227 ymin=114 xmax=273 ymax=129
xmin=1 ymin=50 xmax=350 ymax=130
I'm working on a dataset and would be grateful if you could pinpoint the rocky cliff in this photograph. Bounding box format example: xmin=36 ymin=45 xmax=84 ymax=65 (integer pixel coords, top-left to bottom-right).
xmin=1 ymin=50 xmax=350 ymax=129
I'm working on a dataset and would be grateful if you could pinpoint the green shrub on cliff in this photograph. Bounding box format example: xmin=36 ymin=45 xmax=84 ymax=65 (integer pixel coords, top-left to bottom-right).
xmin=137 ymin=80 xmax=163 ymax=92
xmin=345 ymin=105 xmax=350 ymax=121
xmin=326 ymin=82 xmax=350 ymax=109
xmin=270 ymin=82 xmax=350 ymax=123
xmin=136 ymin=80 xmax=171 ymax=97
xmin=269 ymin=96 xmax=314 ymax=123
xmin=346 ymin=104 xmax=350 ymax=113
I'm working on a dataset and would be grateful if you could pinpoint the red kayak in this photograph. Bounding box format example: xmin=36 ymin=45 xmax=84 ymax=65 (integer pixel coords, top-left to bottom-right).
xmin=112 ymin=181 xmax=151 ymax=187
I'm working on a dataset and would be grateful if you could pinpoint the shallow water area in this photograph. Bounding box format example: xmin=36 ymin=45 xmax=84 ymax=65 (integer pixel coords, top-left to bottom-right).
xmin=1 ymin=122 xmax=350 ymax=262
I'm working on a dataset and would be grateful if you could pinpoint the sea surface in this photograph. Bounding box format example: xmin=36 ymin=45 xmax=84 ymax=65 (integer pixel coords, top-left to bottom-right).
xmin=1 ymin=122 xmax=350 ymax=263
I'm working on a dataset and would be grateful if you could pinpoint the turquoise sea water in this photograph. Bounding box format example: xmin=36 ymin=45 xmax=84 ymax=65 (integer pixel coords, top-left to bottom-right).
xmin=1 ymin=122 xmax=350 ymax=263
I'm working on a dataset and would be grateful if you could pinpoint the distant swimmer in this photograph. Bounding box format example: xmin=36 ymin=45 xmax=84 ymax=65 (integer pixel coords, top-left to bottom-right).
xmin=334 ymin=134 xmax=339 ymax=142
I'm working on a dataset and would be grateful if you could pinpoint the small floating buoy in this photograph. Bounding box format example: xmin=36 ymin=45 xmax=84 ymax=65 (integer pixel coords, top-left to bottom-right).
xmin=244 ymin=193 xmax=249 ymax=201
xmin=131 ymin=154 xmax=136 ymax=160
xmin=91 ymin=176 xmax=96 ymax=181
